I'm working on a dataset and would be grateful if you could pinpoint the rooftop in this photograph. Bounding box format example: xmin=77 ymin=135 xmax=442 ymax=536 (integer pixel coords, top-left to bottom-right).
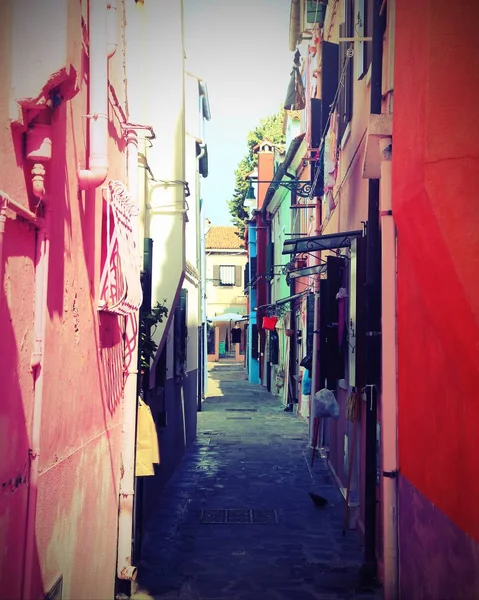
xmin=206 ymin=226 xmax=244 ymax=250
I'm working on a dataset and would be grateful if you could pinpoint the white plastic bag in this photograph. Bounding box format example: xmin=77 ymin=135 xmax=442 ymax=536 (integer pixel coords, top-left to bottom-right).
xmin=313 ymin=389 xmax=340 ymax=420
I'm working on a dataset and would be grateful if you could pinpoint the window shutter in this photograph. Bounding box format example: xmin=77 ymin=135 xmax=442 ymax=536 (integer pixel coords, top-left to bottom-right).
xmin=324 ymin=256 xmax=346 ymax=389
xmin=310 ymin=98 xmax=322 ymax=149
xmin=250 ymin=257 xmax=257 ymax=282
xmin=174 ymin=289 xmax=188 ymax=378
xmin=338 ymin=1 xmax=354 ymax=142
xmin=235 ymin=265 xmax=242 ymax=287
xmin=213 ymin=264 xmax=220 ymax=286
xmin=141 ymin=238 xmax=153 ymax=314
xmin=310 ymin=98 xmax=324 ymax=192
xmin=306 ymin=292 xmax=315 ymax=355
xmin=322 ymin=42 xmax=339 ymax=135
xmin=251 ymin=324 xmax=258 ymax=359
xmin=244 ymin=262 xmax=249 ymax=290
xmin=356 ymin=0 xmax=366 ymax=80
xmin=269 ymin=330 xmax=279 ymax=365
xmin=319 ymin=279 xmax=328 ymax=390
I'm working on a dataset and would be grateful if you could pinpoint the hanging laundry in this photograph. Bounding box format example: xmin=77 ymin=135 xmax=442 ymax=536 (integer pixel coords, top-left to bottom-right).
xmin=284 ymin=50 xmax=306 ymax=111
xmin=136 ymin=398 xmax=160 ymax=476
xmin=231 ymin=326 xmax=242 ymax=344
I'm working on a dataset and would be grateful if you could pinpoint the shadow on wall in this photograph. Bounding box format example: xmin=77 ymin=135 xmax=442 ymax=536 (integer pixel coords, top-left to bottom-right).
xmin=0 ymin=222 xmax=44 ymax=599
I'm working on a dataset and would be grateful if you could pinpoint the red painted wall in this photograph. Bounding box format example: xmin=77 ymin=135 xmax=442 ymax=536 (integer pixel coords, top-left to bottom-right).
xmin=0 ymin=2 xmax=128 ymax=597
xmin=393 ymin=0 xmax=479 ymax=542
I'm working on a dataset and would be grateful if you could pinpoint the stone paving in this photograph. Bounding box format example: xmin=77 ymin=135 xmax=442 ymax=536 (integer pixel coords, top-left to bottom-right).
xmin=135 ymin=364 xmax=383 ymax=600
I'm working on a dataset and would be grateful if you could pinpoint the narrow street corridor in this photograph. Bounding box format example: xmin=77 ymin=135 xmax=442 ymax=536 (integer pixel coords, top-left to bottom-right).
xmin=136 ymin=364 xmax=382 ymax=600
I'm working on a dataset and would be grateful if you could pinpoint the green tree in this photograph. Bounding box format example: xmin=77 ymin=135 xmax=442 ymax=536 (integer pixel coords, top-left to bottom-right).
xmin=228 ymin=107 xmax=286 ymax=237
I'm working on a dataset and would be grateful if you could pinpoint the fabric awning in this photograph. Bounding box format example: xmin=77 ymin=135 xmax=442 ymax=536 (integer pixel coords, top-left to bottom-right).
xmin=287 ymin=263 xmax=327 ymax=279
xmin=282 ymin=230 xmax=363 ymax=255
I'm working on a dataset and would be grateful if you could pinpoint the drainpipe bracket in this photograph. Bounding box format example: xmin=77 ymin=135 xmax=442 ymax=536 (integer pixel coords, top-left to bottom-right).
xmin=382 ymin=470 xmax=398 ymax=479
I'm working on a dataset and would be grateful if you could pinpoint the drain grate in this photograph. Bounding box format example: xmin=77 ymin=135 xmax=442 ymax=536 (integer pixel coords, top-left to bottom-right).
xmin=226 ymin=417 xmax=252 ymax=420
xmin=199 ymin=509 xmax=278 ymax=524
xmin=225 ymin=409 xmax=258 ymax=413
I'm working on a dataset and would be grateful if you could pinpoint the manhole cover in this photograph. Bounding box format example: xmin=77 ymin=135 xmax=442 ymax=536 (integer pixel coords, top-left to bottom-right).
xmin=199 ymin=509 xmax=278 ymax=524
xmin=225 ymin=409 xmax=258 ymax=413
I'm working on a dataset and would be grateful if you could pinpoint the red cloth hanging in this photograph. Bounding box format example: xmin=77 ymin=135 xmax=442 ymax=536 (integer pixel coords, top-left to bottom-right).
xmin=262 ymin=316 xmax=278 ymax=331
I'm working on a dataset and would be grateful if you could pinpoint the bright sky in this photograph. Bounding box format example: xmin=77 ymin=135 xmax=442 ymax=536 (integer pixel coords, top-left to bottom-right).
xmin=183 ymin=0 xmax=293 ymax=225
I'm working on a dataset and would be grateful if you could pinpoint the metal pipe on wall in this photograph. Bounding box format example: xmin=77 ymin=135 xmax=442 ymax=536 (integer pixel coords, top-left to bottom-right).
xmin=309 ymin=194 xmax=322 ymax=444
xmin=78 ymin=0 xmax=110 ymax=190
xmin=361 ymin=0 xmax=385 ymax=585
xmin=117 ymin=130 xmax=140 ymax=582
xmin=22 ymin=212 xmax=49 ymax=600
xmin=379 ymin=137 xmax=398 ymax=600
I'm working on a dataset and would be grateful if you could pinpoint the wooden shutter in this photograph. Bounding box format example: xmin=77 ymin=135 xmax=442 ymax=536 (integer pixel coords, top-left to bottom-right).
xmin=356 ymin=0 xmax=366 ymax=79
xmin=174 ymin=289 xmax=188 ymax=378
xmin=338 ymin=1 xmax=354 ymax=142
xmin=250 ymin=257 xmax=257 ymax=282
xmin=322 ymin=42 xmax=339 ymax=134
xmin=325 ymin=256 xmax=346 ymax=389
xmin=269 ymin=330 xmax=279 ymax=365
xmin=251 ymin=324 xmax=258 ymax=359
xmin=141 ymin=238 xmax=153 ymax=314
xmin=235 ymin=265 xmax=242 ymax=287
xmin=310 ymin=98 xmax=323 ymax=196
xmin=319 ymin=279 xmax=328 ymax=390
xmin=310 ymin=98 xmax=322 ymax=149
xmin=213 ymin=264 xmax=220 ymax=286
xmin=354 ymin=236 xmax=367 ymax=390
xmin=306 ymin=292 xmax=315 ymax=355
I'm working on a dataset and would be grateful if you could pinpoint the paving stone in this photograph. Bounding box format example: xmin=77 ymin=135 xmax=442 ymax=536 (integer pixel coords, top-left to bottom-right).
xmin=138 ymin=364 xmax=383 ymax=600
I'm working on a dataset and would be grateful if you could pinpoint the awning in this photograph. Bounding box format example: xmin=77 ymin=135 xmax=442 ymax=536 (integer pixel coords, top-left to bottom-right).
xmin=258 ymin=290 xmax=309 ymax=310
xmin=282 ymin=230 xmax=363 ymax=255
xmin=207 ymin=312 xmax=247 ymax=323
xmin=287 ymin=263 xmax=327 ymax=280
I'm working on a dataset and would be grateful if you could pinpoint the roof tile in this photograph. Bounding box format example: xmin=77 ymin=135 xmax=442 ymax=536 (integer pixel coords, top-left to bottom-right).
xmin=205 ymin=226 xmax=244 ymax=249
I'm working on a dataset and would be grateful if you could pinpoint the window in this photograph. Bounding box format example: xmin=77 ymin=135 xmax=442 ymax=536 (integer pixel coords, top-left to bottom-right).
xmin=338 ymin=0 xmax=355 ymax=143
xmin=219 ymin=265 xmax=236 ymax=286
xmin=356 ymin=0 xmax=374 ymax=80
xmin=213 ymin=265 xmax=243 ymax=287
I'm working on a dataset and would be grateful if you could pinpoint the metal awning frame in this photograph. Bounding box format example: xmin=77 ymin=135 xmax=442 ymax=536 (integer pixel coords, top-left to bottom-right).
xmin=287 ymin=263 xmax=328 ymax=280
xmin=282 ymin=230 xmax=363 ymax=255
xmin=258 ymin=289 xmax=310 ymax=311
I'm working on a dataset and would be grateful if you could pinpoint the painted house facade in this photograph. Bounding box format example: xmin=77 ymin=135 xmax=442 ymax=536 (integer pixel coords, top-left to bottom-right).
xmin=262 ymin=0 xmax=479 ymax=598
xmin=393 ymin=0 xmax=479 ymax=597
xmin=124 ymin=0 xmax=211 ymax=557
xmin=205 ymin=225 xmax=247 ymax=362
xmin=0 ymin=1 xmax=210 ymax=597
xmin=0 ymin=1 xmax=135 ymax=598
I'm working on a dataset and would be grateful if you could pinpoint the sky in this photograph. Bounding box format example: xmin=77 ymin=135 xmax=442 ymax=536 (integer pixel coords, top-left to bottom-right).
xmin=183 ymin=0 xmax=293 ymax=225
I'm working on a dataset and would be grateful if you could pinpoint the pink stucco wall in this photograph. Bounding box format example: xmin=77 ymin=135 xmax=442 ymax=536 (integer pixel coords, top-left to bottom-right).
xmin=0 ymin=2 xmax=128 ymax=598
xmin=394 ymin=0 xmax=479 ymax=595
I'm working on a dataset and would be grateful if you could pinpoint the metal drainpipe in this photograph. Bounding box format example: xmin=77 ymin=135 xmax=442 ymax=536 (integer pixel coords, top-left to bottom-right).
xmin=379 ymin=137 xmax=398 ymax=600
xmin=22 ymin=209 xmax=49 ymax=600
xmin=309 ymin=194 xmax=322 ymax=442
xmin=196 ymin=145 xmax=206 ymax=411
xmin=361 ymin=0 xmax=385 ymax=585
xmin=116 ymin=130 xmax=140 ymax=583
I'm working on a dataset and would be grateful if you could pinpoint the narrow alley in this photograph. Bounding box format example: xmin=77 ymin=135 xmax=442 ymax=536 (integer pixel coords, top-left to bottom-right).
xmin=136 ymin=364 xmax=382 ymax=600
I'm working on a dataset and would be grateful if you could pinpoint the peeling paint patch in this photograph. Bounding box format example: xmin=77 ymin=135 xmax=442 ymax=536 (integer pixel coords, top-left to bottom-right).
xmin=1 ymin=463 xmax=28 ymax=496
xmin=72 ymin=293 xmax=80 ymax=345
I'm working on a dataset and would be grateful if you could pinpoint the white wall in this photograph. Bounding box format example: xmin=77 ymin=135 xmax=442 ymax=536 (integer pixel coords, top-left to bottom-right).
xmin=205 ymin=251 xmax=247 ymax=316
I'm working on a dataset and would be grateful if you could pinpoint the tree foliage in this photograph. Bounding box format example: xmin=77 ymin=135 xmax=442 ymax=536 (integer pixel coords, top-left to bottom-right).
xmin=228 ymin=107 xmax=286 ymax=237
